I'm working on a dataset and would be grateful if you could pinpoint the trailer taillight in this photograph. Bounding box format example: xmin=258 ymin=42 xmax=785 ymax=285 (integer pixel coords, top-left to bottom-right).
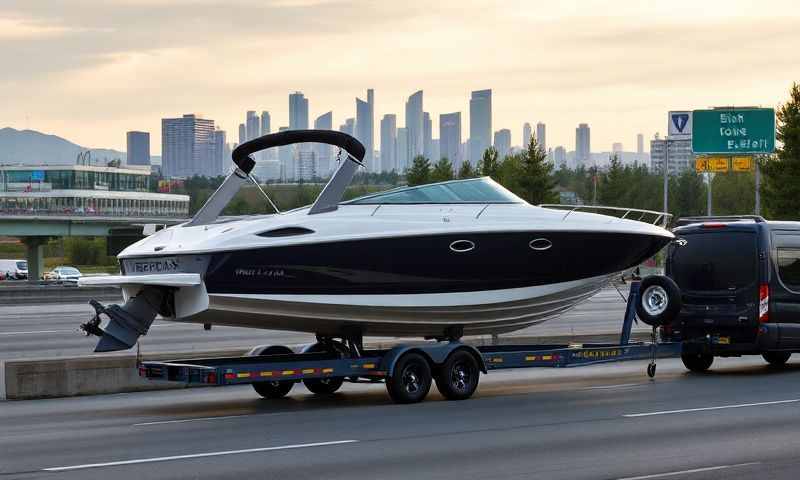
xmin=759 ymin=284 xmax=769 ymax=323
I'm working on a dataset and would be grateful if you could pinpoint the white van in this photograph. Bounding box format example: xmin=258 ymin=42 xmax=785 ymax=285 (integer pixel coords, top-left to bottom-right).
xmin=0 ymin=259 xmax=28 ymax=280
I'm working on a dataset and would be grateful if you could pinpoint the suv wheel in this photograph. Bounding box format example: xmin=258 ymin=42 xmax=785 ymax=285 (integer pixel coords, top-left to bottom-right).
xmin=681 ymin=352 xmax=713 ymax=372
xmin=762 ymin=351 xmax=791 ymax=367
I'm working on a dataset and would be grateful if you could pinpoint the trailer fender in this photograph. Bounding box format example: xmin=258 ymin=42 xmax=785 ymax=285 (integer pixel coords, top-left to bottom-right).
xmin=381 ymin=343 xmax=487 ymax=377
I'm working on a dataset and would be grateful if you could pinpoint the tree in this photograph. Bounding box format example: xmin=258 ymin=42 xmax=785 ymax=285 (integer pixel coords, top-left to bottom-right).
xmin=669 ymin=170 xmax=707 ymax=219
xmin=406 ymin=155 xmax=431 ymax=186
xmin=598 ymin=154 xmax=627 ymax=207
xmin=476 ymin=147 xmax=500 ymax=180
xmin=762 ymin=82 xmax=800 ymax=220
xmin=518 ymin=137 xmax=557 ymax=205
xmin=457 ymin=160 xmax=476 ymax=179
xmin=430 ymin=157 xmax=454 ymax=183
xmin=712 ymin=171 xmax=755 ymax=215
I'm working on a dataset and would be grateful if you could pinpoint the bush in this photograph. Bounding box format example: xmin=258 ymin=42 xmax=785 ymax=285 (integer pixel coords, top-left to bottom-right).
xmin=64 ymin=237 xmax=116 ymax=266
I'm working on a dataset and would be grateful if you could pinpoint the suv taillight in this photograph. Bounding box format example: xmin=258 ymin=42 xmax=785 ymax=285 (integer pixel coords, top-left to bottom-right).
xmin=759 ymin=284 xmax=769 ymax=323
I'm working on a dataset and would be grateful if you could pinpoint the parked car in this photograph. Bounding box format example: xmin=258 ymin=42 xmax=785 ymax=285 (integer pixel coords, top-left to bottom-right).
xmin=664 ymin=216 xmax=800 ymax=372
xmin=44 ymin=266 xmax=82 ymax=283
xmin=0 ymin=259 xmax=28 ymax=280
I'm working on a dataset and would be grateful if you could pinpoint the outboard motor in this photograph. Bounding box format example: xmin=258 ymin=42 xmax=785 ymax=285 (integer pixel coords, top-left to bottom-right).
xmin=81 ymin=287 xmax=172 ymax=352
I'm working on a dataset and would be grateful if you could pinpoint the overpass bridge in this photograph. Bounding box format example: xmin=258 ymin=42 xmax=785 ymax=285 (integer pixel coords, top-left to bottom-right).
xmin=1 ymin=214 xmax=188 ymax=281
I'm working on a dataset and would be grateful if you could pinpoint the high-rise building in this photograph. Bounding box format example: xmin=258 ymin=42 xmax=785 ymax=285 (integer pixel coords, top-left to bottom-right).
xmin=493 ymin=129 xmax=511 ymax=159
xmin=439 ymin=112 xmax=462 ymax=168
xmin=469 ymin=89 xmax=492 ymax=163
xmin=289 ymin=92 xmax=309 ymax=130
xmin=396 ymin=127 xmax=409 ymax=172
xmin=260 ymin=111 xmax=271 ymax=137
xmin=278 ymin=126 xmax=292 ymax=180
xmin=423 ymin=111 xmax=433 ymax=160
xmin=637 ymin=133 xmax=644 ymax=154
xmin=246 ymin=111 xmax=260 ymax=141
xmin=612 ymin=142 xmax=624 ymax=154
xmin=575 ymin=123 xmax=591 ymax=167
xmin=553 ymin=146 xmax=567 ymax=168
xmin=650 ymin=136 xmax=693 ymax=175
xmin=211 ymin=129 xmax=227 ymax=176
xmin=405 ymin=90 xmax=424 ymax=159
xmin=380 ymin=114 xmax=397 ymax=173
xmin=355 ymin=89 xmax=375 ymax=171
xmin=238 ymin=123 xmax=246 ymax=145
xmin=126 ymin=131 xmax=150 ymax=166
xmin=340 ymin=118 xmax=355 ymax=137
xmin=536 ymin=122 xmax=546 ymax=152
xmin=295 ymin=150 xmax=317 ymax=180
xmin=431 ymin=140 xmax=440 ymax=166
xmin=314 ymin=111 xmax=333 ymax=176
xmin=522 ymin=123 xmax=532 ymax=149
xmin=161 ymin=114 xmax=215 ymax=178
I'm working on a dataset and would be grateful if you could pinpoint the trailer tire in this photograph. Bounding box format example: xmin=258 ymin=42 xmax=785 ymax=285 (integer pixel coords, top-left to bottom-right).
xmin=386 ymin=352 xmax=432 ymax=404
xmin=435 ymin=350 xmax=480 ymax=401
xmin=302 ymin=341 xmax=347 ymax=395
xmin=251 ymin=345 xmax=295 ymax=399
xmin=636 ymin=275 xmax=682 ymax=327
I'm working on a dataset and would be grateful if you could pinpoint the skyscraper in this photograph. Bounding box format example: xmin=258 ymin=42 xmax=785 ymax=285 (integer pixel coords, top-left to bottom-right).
xmin=522 ymin=123 xmax=532 ymax=149
xmin=439 ymin=112 xmax=462 ymax=169
xmin=314 ymin=111 xmax=333 ymax=175
xmin=295 ymin=150 xmax=317 ymax=180
xmin=575 ymin=123 xmax=591 ymax=167
xmin=238 ymin=123 xmax=246 ymax=145
xmin=355 ymin=89 xmax=375 ymax=171
xmin=536 ymin=122 xmax=546 ymax=152
xmin=612 ymin=142 xmax=624 ymax=153
xmin=126 ymin=131 xmax=150 ymax=166
xmin=554 ymin=146 xmax=567 ymax=168
xmin=289 ymin=92 xmax=309 ymax=131
xmin=423 ymin=111 xmax=433 ymax=160
xmin=339 ymin=118 xmax=355 ymax=137
xmin=396 ymin=127 xmax=409 ymax=172
xmin=246 ymin=111 xmax=259 ymax=141
xmin=211 ymin=129 xmax=227 ymax=176
xmin=469 ymin=89 xmax=492 ymax=163
xmin=161 ymin=114 xmax=215 ymax=178
xmin=637 ymin=133 xmax=644 ymax=154
xmin=380 ymin=114 xmax=397 ymax=173
xmin=405 ymin=90 xmax=424 ymax=159
xmin=278 ymin=126 xmax=292 ymax=180
xmin=493 ymin=129 xmax=511 ymax=159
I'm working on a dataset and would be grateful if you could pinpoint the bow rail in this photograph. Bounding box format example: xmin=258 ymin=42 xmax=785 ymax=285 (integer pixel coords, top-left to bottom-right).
xmin=537 ymin=204 xmax=672 ymax=228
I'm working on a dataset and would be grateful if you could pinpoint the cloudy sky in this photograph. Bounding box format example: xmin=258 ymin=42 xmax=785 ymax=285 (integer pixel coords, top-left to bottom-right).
xmin=2 ymin=0 xmax=799 ymax=154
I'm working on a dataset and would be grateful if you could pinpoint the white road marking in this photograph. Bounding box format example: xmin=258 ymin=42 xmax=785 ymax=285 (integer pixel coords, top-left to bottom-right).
xmin=0 ymin=329 xmax=66 ymax=335
xmin=133 ymin=412 xmax=290 ymax=426
xmin=584 ymin=383 xmax=644 ymax=390
xmin=625 ymin=398 xmax=800 ymax=417
xmin=616 ymin=462 xmax=760 ymax=480
xmin=43 ymin=440 xmax=358 ymax=472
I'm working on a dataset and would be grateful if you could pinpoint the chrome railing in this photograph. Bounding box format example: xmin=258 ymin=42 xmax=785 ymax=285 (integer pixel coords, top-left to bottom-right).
xmin=537 ymin=204 xmax=673 ymax=228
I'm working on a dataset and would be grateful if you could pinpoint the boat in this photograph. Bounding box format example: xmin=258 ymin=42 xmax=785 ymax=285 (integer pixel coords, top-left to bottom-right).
xmin=79 ymin=130 xmax=673 ymax=352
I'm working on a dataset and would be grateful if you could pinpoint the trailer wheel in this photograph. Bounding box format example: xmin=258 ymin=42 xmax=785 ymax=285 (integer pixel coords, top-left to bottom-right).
xmin=251 ymin=345 xmax=294 ymax=399
xmin=386 ymin=352 xmax=432 ymax=404
xmin=681 ymin=352 xmax=713 ymax=372
xmin=302 ymin=341 xmax=347 ymax=395
xmin=435 ymin=350 xmax=480 ymax=401
xmin=636 ymin=275 xmax=682 ymax=327
xmin=763 ymin=351 xmax=791 ymax=367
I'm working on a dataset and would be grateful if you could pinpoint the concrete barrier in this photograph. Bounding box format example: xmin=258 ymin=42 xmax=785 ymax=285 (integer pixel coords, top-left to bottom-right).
xmin=1 ymin=332 xmax=649 ymax=401
xmin=0 ymin=284 xmax=121 ymax=306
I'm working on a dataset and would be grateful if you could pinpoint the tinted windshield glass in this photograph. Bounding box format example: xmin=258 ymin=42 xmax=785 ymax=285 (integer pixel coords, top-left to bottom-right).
xmin=670 ymin=231 xmax=757 ymax=291
xmin=777 ymin=248 xmax=800 ymax=290
xmin=17 ymin=261 xmax=27 ymax=270
xmin=61 ymin=267 xmax=80 ymax=275
xmin=345 ymin=178 xmax=523 ymax=205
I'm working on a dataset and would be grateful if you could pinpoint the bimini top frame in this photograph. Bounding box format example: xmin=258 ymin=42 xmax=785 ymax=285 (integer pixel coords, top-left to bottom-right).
xmin=186 ymin=130 xmax=366 ymax=227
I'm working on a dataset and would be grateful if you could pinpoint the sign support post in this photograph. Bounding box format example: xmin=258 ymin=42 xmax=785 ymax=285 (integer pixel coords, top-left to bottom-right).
xmin=707 ymin=172 xmax=712 ymax=216
xmin=663 ymin=138 xmax=669 ymax=213
xmin=755 ymin=156 xmax=761 ymax=216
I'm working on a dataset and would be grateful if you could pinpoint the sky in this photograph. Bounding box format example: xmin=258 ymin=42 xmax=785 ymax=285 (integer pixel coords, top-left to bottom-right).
xmin=2 ymin=0 xmax=800 ymax=155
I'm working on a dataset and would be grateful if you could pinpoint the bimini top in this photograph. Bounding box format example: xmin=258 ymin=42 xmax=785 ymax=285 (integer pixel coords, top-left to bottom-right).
xmin=343 ymin=177 xmax=525 ymax=205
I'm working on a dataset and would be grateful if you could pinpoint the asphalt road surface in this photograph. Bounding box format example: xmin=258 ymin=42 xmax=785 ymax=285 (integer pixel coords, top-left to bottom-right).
xmin=3 ymin=355 xmax=800 ymax=479
xmin=0 ymin=287 xmax=646 ymax=360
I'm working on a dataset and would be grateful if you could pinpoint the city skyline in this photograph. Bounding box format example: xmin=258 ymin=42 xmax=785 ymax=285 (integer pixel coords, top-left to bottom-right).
xmin=3 ymin=1 xmax=797 ymax=155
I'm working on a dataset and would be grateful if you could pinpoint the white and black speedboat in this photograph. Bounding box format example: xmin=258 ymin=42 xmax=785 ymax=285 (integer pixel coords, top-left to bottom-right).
xmin=80 ymin=130 xmax=673 ymax=352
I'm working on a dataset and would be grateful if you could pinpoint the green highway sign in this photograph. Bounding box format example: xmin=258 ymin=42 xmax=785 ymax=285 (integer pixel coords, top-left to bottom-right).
xmin=692 ymin=108 xmax=775 ymax=154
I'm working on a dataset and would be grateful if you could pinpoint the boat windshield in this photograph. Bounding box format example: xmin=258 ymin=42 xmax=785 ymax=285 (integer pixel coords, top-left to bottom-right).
xmin=343 ymin=177 xmax=525 ymax=205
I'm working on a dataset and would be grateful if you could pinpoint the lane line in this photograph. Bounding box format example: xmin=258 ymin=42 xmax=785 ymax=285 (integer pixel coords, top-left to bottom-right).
xmin=624 ymin=398 xmax=800 ymax=417
xmin=584 ymin=383 xmax=644 ymax=390
xmin=0 ymin=323 xmax=191 ymax=336
xmin=43 ymin=440 xmax=358 ymax=472
xmin=133 ymin=412 xmax=290 ymax=426
xmin=616 ymin=462 xmax=760 ymax=480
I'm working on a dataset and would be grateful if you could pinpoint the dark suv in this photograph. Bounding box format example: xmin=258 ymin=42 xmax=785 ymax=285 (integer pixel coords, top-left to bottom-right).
xmin=665 ymin=216 xmax=800 ymax=371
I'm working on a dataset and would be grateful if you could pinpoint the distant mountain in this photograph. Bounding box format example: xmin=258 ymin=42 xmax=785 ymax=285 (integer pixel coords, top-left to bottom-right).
xmin=0 ymin=127 xmax=126 ymax=166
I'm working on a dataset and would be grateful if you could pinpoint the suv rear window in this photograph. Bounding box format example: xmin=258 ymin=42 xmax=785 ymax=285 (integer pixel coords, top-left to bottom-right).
xmin=777 ymin=248 xmax=800 ymax=291
xmin=670 ymin=231 xmax=757 ymax=292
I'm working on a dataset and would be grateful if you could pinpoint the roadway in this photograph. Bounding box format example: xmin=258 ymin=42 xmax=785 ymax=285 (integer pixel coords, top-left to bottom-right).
xmin=0 ymin=286 xmax=646 ymax=360
xmin=3 ymin=355 xmax=800 ymax=479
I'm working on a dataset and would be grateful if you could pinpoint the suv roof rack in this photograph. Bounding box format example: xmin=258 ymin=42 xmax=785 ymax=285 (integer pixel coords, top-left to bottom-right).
xmin=675 ymin=215 xmax=766 ymax=227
